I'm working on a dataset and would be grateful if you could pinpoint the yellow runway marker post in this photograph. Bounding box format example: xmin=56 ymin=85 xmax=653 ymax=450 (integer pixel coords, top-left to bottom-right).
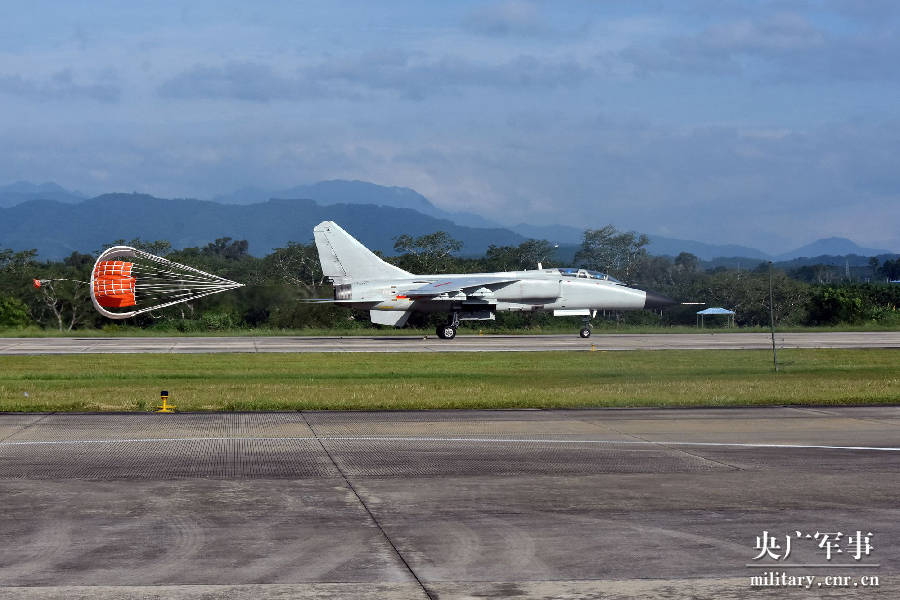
xmin=155 ymin=390 xmax=176 ymax=413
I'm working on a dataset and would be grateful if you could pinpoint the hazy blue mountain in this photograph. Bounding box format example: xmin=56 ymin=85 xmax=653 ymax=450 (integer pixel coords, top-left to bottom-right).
xmin=3 ymin=180 xmax=895 ymax=263
xmin=281 ymin=180 xmax=436 ymax=213
xmin=511 ymin=222 xmax=770 ymax=260
xmin=773 ymin=253 xmax=899 ymax=268
xmin=214 ymin=179 xmax=502 ymax=229
xmin=0 ymin=181 xmax=85 ymax=208
xmin=509 ymin=223 xmax=583 ymax=244
xmin=211 ymin=180 xmax=897 ymax=259
xmin=0 ymin=194 xmax=525 ymax=259
xmin=210 ymin=186 xmax=272 ymax=205
xmin=647 ymin=236 xmax=770 ymax=260
xmin=775 ymin=237 xmax=892 ymax=261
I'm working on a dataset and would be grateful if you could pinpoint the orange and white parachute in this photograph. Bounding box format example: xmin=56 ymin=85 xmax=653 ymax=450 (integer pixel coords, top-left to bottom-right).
xmin=90 ymin=246 xmax=243 ymax=319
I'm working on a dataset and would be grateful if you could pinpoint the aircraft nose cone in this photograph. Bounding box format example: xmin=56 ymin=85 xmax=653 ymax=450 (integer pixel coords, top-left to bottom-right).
xmin=644 ymin=290 xmax=678 ymax=309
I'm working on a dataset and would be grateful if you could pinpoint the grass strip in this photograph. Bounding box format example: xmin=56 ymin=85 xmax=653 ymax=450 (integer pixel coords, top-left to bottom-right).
xmin=2 ymin=323 xmax=899 ymax=338
xmin=0 ymin=349 xmax=897 ymax=412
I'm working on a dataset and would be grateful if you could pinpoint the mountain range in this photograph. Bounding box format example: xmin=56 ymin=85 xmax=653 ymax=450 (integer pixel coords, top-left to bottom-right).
xmin=0 ymin=180 xmax=895 ymax=261
xmin=0 ymin=194 xmax=524 ymax=259
xmin=0 ymin=181 xmax=86 ymax=208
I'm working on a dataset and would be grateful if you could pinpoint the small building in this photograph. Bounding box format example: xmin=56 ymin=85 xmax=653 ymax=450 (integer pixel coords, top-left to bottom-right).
xmin=697 ymin=307 xmax=735 ymax=328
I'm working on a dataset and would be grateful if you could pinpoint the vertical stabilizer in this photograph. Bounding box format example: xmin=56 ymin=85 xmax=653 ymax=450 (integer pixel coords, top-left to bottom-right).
xmin=314 ymin=221 xmax=412 ymax=282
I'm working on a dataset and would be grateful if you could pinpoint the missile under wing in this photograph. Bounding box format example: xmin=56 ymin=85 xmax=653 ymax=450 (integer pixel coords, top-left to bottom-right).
xmin=312 ymin=221 xmax=676 ymax=339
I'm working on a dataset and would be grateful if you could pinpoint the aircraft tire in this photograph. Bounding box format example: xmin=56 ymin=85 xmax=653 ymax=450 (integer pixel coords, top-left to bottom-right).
xmin=441 ymin=325 xmax=457 ymax=340
xmin=579 ymin=328 xmax=591 ymax=338
xmin=435 ymin=326 xmax=446 ymax=339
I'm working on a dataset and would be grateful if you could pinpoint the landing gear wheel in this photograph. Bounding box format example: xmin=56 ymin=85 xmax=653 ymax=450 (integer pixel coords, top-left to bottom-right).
xmin=579 ymin=328 xmax=592 ymax=338
xmin=436 ymin=311 xmax=460 ymax=340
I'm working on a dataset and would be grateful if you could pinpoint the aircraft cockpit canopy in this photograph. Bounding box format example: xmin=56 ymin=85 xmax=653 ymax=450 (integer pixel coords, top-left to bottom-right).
xmin=556 ymin=268 xmax=622 ymax=284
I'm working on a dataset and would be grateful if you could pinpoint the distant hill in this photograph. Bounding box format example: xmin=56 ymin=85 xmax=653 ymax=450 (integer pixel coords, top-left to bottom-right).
xmin=0 ymin=181 xmax=85 ymax=208
xmin=214 ymin=179 xmax=501 ymax=229
xmin=2 ymin=180 xmax=896 ymax=262
xmin=509 ymin=223 xmax=583 ymax=244
xmin=511 ymin=221 xmax=897 ymax=261
xmin=510 ymin=222 xmax=769 ymax=261
xmin=0 ymin=194 xmax=525 ymax=259
xmin=773 ymin=253 xmax=899 ymax=269
xmin=647 ymin=235 xmax=770 ymax=261
xmin=774 ymin=237 xmax=892 ymax=261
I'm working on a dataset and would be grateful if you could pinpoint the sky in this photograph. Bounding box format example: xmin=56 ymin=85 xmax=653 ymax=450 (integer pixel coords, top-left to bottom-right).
xmin=1 ymin=1 xmax=898 ymax=253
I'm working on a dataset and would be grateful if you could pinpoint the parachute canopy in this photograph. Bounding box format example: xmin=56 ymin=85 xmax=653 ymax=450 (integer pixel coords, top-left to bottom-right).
xmin=90 ymin=246 xmax=243 ymax=319
xmin=93 ymin=260 xmax=136 ymax=308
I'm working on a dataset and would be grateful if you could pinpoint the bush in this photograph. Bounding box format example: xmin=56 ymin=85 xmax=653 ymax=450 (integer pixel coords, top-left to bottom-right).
xmin=0 ymin=295 xmax=32 ymax=327
xmin=807 ymin=284 xmax=900 ymax=325
xmin=200 ymin=311 xmax=240 ymax=331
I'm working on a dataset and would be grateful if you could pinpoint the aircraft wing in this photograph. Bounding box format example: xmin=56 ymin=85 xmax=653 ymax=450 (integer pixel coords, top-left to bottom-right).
xmin=300 ymin=299 xmax=378 ymax=306
xmin=404 ymin=277 xmax=518 ymax=297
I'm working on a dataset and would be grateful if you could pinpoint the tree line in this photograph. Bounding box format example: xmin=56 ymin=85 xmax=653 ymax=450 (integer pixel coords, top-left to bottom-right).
xmin=1 ymin=227 xmax=898 ymax=331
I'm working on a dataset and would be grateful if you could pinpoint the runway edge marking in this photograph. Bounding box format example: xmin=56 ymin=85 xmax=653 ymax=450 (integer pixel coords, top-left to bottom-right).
xmin=1 ymin=436 xmax=898 ymax=452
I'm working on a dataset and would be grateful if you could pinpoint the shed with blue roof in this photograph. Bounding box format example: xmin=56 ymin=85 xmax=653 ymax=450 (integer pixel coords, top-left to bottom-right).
xmin=696 ymin=307 xmax=735 ymax=328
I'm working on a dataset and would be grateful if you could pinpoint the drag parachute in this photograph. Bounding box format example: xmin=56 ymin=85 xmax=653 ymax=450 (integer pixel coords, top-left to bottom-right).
xmin=89 ymin=246 xmax=243 ymax=319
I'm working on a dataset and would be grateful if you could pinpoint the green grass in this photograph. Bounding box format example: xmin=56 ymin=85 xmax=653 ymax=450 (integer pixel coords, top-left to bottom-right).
xmin=2 ymin=321 xmax=898 ymax=338
xmin=0 ymin=349 xmax=897 ymax=412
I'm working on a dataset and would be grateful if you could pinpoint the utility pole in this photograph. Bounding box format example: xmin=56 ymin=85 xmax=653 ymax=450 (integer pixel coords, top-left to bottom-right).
xmin=768 ymin=261 xmax=778 ymax=372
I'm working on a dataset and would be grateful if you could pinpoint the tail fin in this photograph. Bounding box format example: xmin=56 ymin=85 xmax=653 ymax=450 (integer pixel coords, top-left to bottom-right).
xmin=314 ymin=221 xmax=412 ymax=282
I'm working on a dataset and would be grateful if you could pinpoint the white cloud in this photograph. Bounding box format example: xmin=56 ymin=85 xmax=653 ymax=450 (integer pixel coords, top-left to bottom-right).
xmin=0 ymin=68 xmax=120 ymax=102
xmin=462 ymin=1 xmax=546 ymax=38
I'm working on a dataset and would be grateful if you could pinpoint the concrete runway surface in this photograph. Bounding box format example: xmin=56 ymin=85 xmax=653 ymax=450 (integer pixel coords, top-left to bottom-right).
xmin=1 ymin=331 xmax=899 ymax=354
xmin=0 ymin=408 xmax=898 ymax=599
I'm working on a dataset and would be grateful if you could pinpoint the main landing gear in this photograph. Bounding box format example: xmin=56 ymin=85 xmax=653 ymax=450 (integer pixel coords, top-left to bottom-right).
xmin=579 ymin=316 xmax=592 ymax=338
xmin=436 ymin=311 xmax=460 ymax=340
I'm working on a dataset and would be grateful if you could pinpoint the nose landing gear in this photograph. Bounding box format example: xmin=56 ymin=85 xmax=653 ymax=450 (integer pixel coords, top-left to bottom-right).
xmin=579 ymin=316 xmax=592 ymax=338
xmin=436 ymin=311 xmax=460 ymax=340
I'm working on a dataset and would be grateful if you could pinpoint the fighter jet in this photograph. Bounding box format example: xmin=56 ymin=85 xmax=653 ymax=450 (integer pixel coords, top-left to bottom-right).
xmin=313 ymin=221 xmax=676 ymax=339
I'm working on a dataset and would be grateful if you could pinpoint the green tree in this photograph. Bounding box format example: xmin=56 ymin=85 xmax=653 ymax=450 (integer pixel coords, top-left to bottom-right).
xmin=868 ymin=257 xmax=880 ymax=281
xmin=484 ymin=239 xmax=557 ymax=271
xmin=262 ymin=242 xmax=324 ymax=294
xmin=392 ymin=231 xmax=463 ymax=273
xmin=31 ymin=268 xmax=93 ymax=331
xmin=879 ymin=258 xmax=900 ymax=281
xmin=108 ymin=238 xmax=173 ymax=257
xmin=0 ymin=248 xmax=38 ymax=294
xmin=63 ymin=251 xmax=94 ymax=269
xmin=574 ymin=225 xmax=649 ymax=281
xmin=0 ymin=295 xmax=31 ymax=327
xmin=202 ymin=237 xmax=250 ymax=260
xmin=683 ymin=269 xmax=809 ymax=327
xmin=632 ymin=254 xmax=674 ymax=288
xmin=674 ymin=252 xmax=700 ymax=273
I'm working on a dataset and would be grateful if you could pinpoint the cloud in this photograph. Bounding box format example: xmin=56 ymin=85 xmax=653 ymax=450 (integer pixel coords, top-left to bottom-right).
xmin=1 ymin=2 xmax=898 ymax=253
xmin=158 ymin=62 xmax=317 ymax=101
xmin=826 ymin=0 xmax=900 ymax=22
xmin=0 ymin=68 xmax=120 ymax=103
xmin=700 ymin=13 xmax=825 ymax=53
xmin=462 ymin=1 xmax=546 ymax=37
xmin=618 ymin=13 xmax=825 ymax=76
xmin=616 ymin=12 xmax=900 ymax=82
xmin=158 ymin=53 xmax=591 ymax=101
xmin=316 ymin=52 xmax=590 ymax=99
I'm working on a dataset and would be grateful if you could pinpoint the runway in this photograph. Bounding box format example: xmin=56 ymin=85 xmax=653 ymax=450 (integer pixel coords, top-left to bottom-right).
xmin=1 ymin=330 xmax=899 ymax=354
xmin=1 ymin=407 xmax=898 ymax=599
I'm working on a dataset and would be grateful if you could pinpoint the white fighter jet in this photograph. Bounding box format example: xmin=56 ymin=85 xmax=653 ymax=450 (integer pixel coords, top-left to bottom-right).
xmin=313 ymin=221 xmax=676 ymax=339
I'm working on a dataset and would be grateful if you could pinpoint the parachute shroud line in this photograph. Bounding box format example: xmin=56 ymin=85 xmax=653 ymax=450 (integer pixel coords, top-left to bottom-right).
xmin=89 ymin=246 xmax=244 ymax=319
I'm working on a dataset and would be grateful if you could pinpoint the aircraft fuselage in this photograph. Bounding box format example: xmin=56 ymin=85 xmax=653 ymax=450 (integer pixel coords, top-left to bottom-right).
xmin=337 ymin=269 xmax=653 ymax=314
